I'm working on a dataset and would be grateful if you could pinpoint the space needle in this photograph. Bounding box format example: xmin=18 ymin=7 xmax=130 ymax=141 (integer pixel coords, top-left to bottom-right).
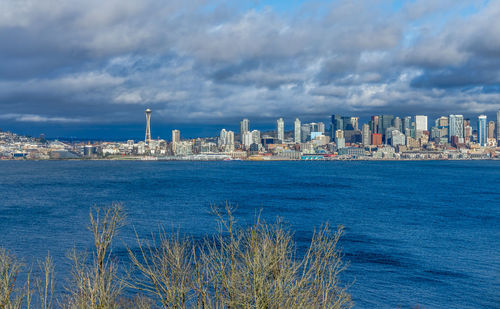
xmin=145 ymin=108 xmax=152 ymax=144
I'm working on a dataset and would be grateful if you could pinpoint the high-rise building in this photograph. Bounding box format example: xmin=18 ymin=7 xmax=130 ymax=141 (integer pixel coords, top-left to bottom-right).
xmin=172 ymin=129 xmax=180 ymax=143
xmin=393 ymin=117 xmax=402 ymax=132
xmin=415 ymin=115 xmax=428 ymax=138
xmin=464 ymin=125 xmax=473 ymax=142
xmin=350 ymin=117 xmax=359 ymax=131
xmin=478 ymin=115 xmax=487 ymax=146
xmin=370 ymin=116 xmax=379 ymax=134
xmin=242 ymin=131 xmax=253 ymax=149
xmin=449 ymin=115 xmax=464 ymax=143
xmin=318 ymin=122 xmax=325 ymax=133
xmin=342 ymin=116 xmax=354 ymax=130
xmin=251 ymin=130 xmax=261 ymax=146
xmin=277 ymin=118 xmax=284 ymax=142
xmin=391 ymin=130 xmax=405 ymax=146
xmin=240 ymin=118 xmax=249 ymax=139
xmin=145 ymin=109 xmax=152 ymax=144
xmin=219 ymin=129 xmax=227 ymax=147
xmin=294 ymin=118 xmax=301 ymax=143
xmin=403 ymin=116 xmax=412 ymax=137
xmin=497 ymin=109 xmax=500 ymax=141
xmin=331 ymin=115 xmax=344 ymax=137
xmin=436 ymin=116 xmax=449 ymax=138
xmin=371 ymin=133 xmax=382 ymax=145
xmin=488 ymin=121 xmax=495 ymax=139
xmin=335 ymin=130 xmax=345 ymax=149
xmin=362 ymin=124 xmax=371 ymax=146
xmin=378 ymin=115 xmax=394 ymax=141
xmin=301 ymin=124 xmax=311 ymax=143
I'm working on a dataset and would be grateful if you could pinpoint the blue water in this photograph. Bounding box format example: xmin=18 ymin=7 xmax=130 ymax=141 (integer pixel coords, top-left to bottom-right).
xmin=0 ymin=161 xmax=499 ymax=308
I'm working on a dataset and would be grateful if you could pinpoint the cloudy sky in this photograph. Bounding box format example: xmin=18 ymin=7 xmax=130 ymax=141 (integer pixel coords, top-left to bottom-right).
xmin=1 ymin=0 xmax=500 ymax=138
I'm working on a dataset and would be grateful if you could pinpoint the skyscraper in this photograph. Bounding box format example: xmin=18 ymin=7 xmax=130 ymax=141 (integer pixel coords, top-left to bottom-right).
xmin=403 ymin=116 xmax=412 ymax=137
xmin=294 ymin=118 xmax=301 ymax=143
xmin=350 ymin=117 xmax=359 ymax=131
xmin=342 ymin=116 xmax=354 ymax=130
xmin=331 ymin=115 xmax=344 ymax=137
xmin=378 ymin=115 xmax=394 ymax=141
xmin=478 ymin=115 xmax=487 ymax=146
xmin=362 ymin=124 xmax=371 ymax=146
xmin=449 ymin=115 xmax=464 ymax=143
xmin=242 ymin=131 xmax=253 ymax=149
xmin=219 ymin=129 xmax=227 ymax=147
xmin=172 ymin=130 xmax=180 ymax=143
xmin=145 ymin=108 xmax=152 ymax=144
xmin=277 ymin=118 xmax=284 ymax=142
xmin=301 ymin=124 xmax=311 ymax=143
xmin=370 ymin=116 xmax=379 ymax=134
xmin=335 ymin=130 xmax=345 ymax=149
xmin=393 ymin=117 xmax=402 ymax=132
xmin=415 ymin=115 xmax=428 ymax=138
xmin=240 ymin=118 xmax=249 ymax=139
xmin=318 ymin=122 xmax=326 ymax=133
xmin=487 ymin=121 xmax=495 ymax=139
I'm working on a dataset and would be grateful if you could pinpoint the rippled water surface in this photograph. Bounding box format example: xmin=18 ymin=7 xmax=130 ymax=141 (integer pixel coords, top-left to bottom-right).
xmin=0 ymin=160 xmax=499 ymax=308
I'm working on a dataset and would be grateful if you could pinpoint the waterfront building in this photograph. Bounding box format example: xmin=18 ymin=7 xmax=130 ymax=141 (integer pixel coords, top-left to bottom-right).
xmin=338 ymin=147 xmax=365 ymax=157
xmin=449 ymin=115 xmax=464 ymax=143
xmin=362 ymin=124 xmax=371 ymax=146
xmin=276 ymin=118 xmax=284 ymax=142
xmin=173 ymin=140 xmax=193 ymax=156
xmin=478 ymin=115 xmax=487 ymax=146
xmin=294 ymin=118 xmax=301 ymax=143
xmin=145 ymin=109 xmax=152 ymax=144
xmin=488 ymin=121 xmax=495 ymax=139
xmin=240 ymin=118 xmax=249 ymax=140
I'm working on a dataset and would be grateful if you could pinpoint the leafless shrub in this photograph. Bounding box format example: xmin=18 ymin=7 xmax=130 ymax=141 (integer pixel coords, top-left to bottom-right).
xmin=63 ymin=202 xmax=125 ymax=309
xmin=0 ymin=248 xmax=27 ymax=309
xmin=35 ymin=254 xmax=56 ymax=309
xmin=128 ymin=203 xmax=352 ymax=309
xmin=127 ymin=230 xmax=194 ymax=308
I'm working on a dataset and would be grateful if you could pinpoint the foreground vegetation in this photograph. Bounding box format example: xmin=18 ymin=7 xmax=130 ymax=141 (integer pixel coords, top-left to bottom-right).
xmin=0 ymin=203 xmax=352 ymax=308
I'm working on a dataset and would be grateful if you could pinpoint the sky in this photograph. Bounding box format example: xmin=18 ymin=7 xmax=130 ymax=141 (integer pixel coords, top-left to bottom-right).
xmin=1 ymin=0 xmax=500 ymax=139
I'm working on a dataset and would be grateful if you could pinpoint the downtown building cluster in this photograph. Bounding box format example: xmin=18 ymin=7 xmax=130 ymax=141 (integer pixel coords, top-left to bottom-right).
xmin=2 ymin=109 xmax=500 ymax=160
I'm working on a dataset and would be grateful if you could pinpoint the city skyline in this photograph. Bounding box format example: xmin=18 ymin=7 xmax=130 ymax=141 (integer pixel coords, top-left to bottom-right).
xmin=1 ymin=1 xmax=500 ymax=139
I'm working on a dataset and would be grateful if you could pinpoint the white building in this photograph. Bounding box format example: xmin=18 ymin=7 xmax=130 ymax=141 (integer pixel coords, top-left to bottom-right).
xmin=294 ymin=118 xmax=301 ymax=143
xmin=277 ymin=118 xmax=284 ymax=142
xmin=240 ymin=119 xmax=249 ymax=139
xmin=415 ymin=115 xmax=428 ymax=138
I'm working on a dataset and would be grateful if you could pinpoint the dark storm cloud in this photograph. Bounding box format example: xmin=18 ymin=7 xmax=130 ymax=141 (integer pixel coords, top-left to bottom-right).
xmin=0 ymin=0 xmax=499 ymax=131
